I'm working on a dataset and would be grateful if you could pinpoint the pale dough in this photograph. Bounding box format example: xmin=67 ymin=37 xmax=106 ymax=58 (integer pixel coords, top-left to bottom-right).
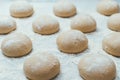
xmin=24 ymin=52 xmax=60 ymax=80
xmin=57 ymin=30 xmax=88 ymax=54
xmin=0 ymin=16 xmax=16 ymax=34
xmin=97 ymin=0 xmax=119 ymax=16
xmin=78 ymin=54 xmax=116 ymax=80
xmin=108 ymin=13 xmax=120 ymax=31
xmin=1 ymin=33 xmax=32 ymax=57
xmin=10 ymin=1 xmax=34 ymax=18
xmin=71 ymin=14 xmax=96 ymax=33
xmin=102 ymin=32 xmax=120 ymax=56
xmin=32 ymin=15 xmax=59 ymax=35
xmin=53 ymin=1 xmax=76 ymax=18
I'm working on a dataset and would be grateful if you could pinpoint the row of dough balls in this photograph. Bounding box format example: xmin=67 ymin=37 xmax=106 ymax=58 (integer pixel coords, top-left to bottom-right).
xmin=9 ymin=0 xmax=120 ymax=17
xmin=2 ymin=30 xmax=120 ymax=57
xmin=2 ymin=12 xmax=120 ymax=35
xmin=0 ymin=14 xmax=96 ymax=35
xmin=23 ymin=52 xmax=116 ymax=80
xmin=57 ymin=30 xmax=120 ymax=57
xmin=9 ymin=0 xmax=120 ymax=18
xmin=9 ymin=1 xmax=76 ymax=18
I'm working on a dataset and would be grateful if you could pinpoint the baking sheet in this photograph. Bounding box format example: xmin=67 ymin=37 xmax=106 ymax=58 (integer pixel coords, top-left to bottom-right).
xmin=0 ymin=0 xmax=120 ymax=80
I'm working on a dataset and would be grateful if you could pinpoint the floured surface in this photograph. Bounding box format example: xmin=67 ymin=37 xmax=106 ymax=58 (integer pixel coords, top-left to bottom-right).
xmin=0 ymin=0 xmax=120 ymax=80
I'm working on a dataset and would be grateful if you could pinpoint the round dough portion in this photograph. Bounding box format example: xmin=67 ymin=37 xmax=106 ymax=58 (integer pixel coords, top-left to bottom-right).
xmin=10 ymin=1 xmax=34 ymax=18
xmin=78 ymin=54 xmax=116 ymax=80
xmin=57 ymin=30 xmax=88 ymax=54
xmin=108 ymin=13 xmax=120 ymax=31
xmin=71 ymin=14 xmax=96 ymax=33
xmin=53 ymin=1 xmax=76 ymax=17
xmin=24 ymin=52 xmax=60 ymax=80
xmin=0 ymin=16 xmax=16 ymax=34
xmin=1 ymin=33 xmax=32 ymax=57
xmin=102 ymin=32 xmax=120 ymax=56
xmin=32 ymin=15 xmax=59 ymax=35
xmin=97 ymin=0 xmax=119 ymax=16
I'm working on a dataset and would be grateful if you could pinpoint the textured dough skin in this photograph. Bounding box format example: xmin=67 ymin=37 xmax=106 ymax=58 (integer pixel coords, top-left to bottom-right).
xmin=97 ymin=0 xmax=119 ymax=16
xmin=71 ymin=14 xmax=96 ymax=33
xmin=1 ymin=33 xmax=32 ymax=57
xmin=102 ymin=32 xmax=120 ymax=56
xmin=78 ymin=54 xmax=116 ymax=80
xmin=32 ymin=15 xmax=59 ymax=35
xmin=0 ymin=17 xmax=16 ymax=34
xmin=108 ymin=13 xmax=120 ymax=31
xmin=10 ymin=1 xmax=34 ymax=18
xmin=24 ymin=52 xmax=60 ymax=80
xmin=57 ymin=30 xmax=88 ymax=54
xmin=53 ymin=1 xmax=76 ymax=18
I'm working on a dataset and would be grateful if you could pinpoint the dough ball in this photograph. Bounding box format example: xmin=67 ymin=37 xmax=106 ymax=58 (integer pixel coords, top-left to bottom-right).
xmin=1 ymin=33 xmax=32 ymax=57
xmin=57 ymin=30 xmax=88 ymax=54
xmin=32 ymin=15 xmax=59 ymax=35
xmin=78 ymin=54 xmax=116 ymax=80
xmin=97 ymin=0 xmax=119 ymax=16
xmin=24 ymin=52 xmax=60 ymax=80
xmin=102 ymin=32 xmax=120 ymax=56
xmin=108 ymin=13 xmax=120 ymax=31
xmin=10 ymin=1 xmax=34 ymax=18
xmin=0 ymin=16 xmax=16 ymax=34
xmin=53 ymin=1 xmax=76 ymax=17
xmin=71 ymin=14 xmax=96 ymax=33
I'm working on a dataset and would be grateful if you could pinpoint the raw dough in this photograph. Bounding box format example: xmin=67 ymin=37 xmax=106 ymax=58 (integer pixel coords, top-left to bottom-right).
xmin=53 ymin=1 xmax=76 ymax=17
xmin=0 ymin=16 xmax=16 ymax=34
xmin=57 ymin=30 xmax=88 ymax=54
xmin=24 ymin=52 xmax=60 ymax=80
xmin=10 ymin=1 xmax=34 ymax=18
xmin=97 ymin=0 xmax=119 ymax=16
xmin=1 ymin=33 xmax=32 ymax=57
xmin=108 ymin=13 xmax=120 ymax=31
xmin=71 ymin=14 xmax=96 ymax=33
xmin=78 ymin=54 xmax=116 ymax=80
xmin=102 ymin=32 xmax=120 ymax=56
xmin=32 ymin=15 xmax=59 ymax=35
